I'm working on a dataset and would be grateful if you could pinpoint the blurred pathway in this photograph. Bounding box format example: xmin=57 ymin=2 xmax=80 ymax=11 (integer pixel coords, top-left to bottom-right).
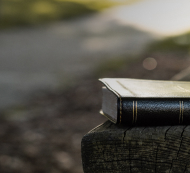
xmin=0 ymin=8 xmax=158 ymax=109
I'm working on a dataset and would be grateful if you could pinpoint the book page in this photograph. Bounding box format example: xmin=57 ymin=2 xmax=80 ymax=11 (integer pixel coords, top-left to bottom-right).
xmin=99 ymin=78 xmax=190 ymax=98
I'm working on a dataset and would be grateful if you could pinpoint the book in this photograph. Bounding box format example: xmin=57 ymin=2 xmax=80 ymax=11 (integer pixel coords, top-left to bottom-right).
xmin=99 ymin=78 xmax=190 ymax=126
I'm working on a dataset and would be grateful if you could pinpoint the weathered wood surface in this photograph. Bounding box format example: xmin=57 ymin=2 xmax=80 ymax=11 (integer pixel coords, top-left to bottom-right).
xmin=81 ymin=120 xmax=190 ymax=173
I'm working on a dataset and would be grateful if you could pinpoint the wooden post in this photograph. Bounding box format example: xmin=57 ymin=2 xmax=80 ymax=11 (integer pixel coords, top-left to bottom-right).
xmin=81 ymin=120 xmax=190 ymax=173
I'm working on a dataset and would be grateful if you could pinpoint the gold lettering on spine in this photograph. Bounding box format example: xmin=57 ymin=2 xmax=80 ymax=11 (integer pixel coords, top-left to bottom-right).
xmin=132 ymin=101 xmax=137 ymax=123
xmin=135 ymin=101 xmax=137 ymax=122
xmin=120 ymin=98 xmax=122 ymax=124
xmin=133 ymin=101 xmax=135 ymax=123
xmin=182 ymin=101 xmax=184 ymax=123
xmin=180 ymin=101 xmax=181 ymax=123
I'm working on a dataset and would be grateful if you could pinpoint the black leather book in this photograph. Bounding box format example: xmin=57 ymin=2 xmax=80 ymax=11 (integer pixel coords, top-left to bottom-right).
xmin=99 ymin=78 xmax=190 ymax=126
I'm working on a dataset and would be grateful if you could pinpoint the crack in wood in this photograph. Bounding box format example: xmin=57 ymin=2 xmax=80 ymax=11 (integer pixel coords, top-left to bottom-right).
xmin=177 ymin=126 xmax=187 ymax=159
xmin=165 ymin=126 xmax=172 ymax=141
xmin=183 ymin=163 xmax=188 ymax=173
xmin=155 ymin=146 xmax=159 ymax=173
xmin=169 ymin=159 xmax=174 ymax=173
xmin=129 ymin=140 xmax=132 ymax=173
xmin=123 ymin=126 xmax=133 ymax=144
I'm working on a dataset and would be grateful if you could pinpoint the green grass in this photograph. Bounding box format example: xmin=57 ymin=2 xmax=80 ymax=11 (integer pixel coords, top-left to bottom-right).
xmin=0 ymin=0 xmax=130 ymax=29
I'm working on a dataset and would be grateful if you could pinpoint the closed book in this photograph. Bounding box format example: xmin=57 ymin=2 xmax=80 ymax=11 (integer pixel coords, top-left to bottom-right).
xmin=99 ymin=78 xmax=190 ymax=126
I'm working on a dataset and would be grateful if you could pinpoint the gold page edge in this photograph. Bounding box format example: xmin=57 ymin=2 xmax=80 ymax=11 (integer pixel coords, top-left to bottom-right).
xmin=99 ymin=110 xmax=117 ymax=124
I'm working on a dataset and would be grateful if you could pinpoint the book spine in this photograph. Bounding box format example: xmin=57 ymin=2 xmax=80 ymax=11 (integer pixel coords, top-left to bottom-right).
xmin=120 ymin=98 xmax=190 ymax=125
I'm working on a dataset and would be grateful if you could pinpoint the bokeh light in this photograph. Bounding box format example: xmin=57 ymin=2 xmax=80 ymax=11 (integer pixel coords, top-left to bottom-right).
xmin=143 ymin=57 xmax=157 ymax=70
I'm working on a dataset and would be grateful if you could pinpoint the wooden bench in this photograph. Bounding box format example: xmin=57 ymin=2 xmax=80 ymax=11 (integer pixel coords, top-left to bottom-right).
xmin=81 ymin=120 xmax=190 ymax=173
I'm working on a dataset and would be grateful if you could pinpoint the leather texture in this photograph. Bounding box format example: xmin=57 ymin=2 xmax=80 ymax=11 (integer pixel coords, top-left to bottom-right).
xmin=121 ymin=98 xmax=190 ymax=126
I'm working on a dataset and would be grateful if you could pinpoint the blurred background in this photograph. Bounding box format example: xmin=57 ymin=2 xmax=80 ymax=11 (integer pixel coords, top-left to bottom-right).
xmin=1 ymin=0 xmax=190 ymax=172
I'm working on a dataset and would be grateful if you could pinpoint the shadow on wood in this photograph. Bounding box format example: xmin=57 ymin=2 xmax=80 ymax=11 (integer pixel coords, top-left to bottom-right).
xmin=81 ymin=120 xmax=190 ymax=173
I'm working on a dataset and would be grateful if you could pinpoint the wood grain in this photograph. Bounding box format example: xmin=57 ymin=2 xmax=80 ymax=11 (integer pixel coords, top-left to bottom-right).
xmin=81 ymin=121 xmax=190 ymax=173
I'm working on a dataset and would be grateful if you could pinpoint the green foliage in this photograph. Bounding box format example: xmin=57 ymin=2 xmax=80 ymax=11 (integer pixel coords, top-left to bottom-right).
xmin=148 ymin=32 xmax=190 ymax=53
xmin=0 ymin=0 xmax=99 ymax=29
xmin=0 ymin=0 xmax=140 ymax=29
